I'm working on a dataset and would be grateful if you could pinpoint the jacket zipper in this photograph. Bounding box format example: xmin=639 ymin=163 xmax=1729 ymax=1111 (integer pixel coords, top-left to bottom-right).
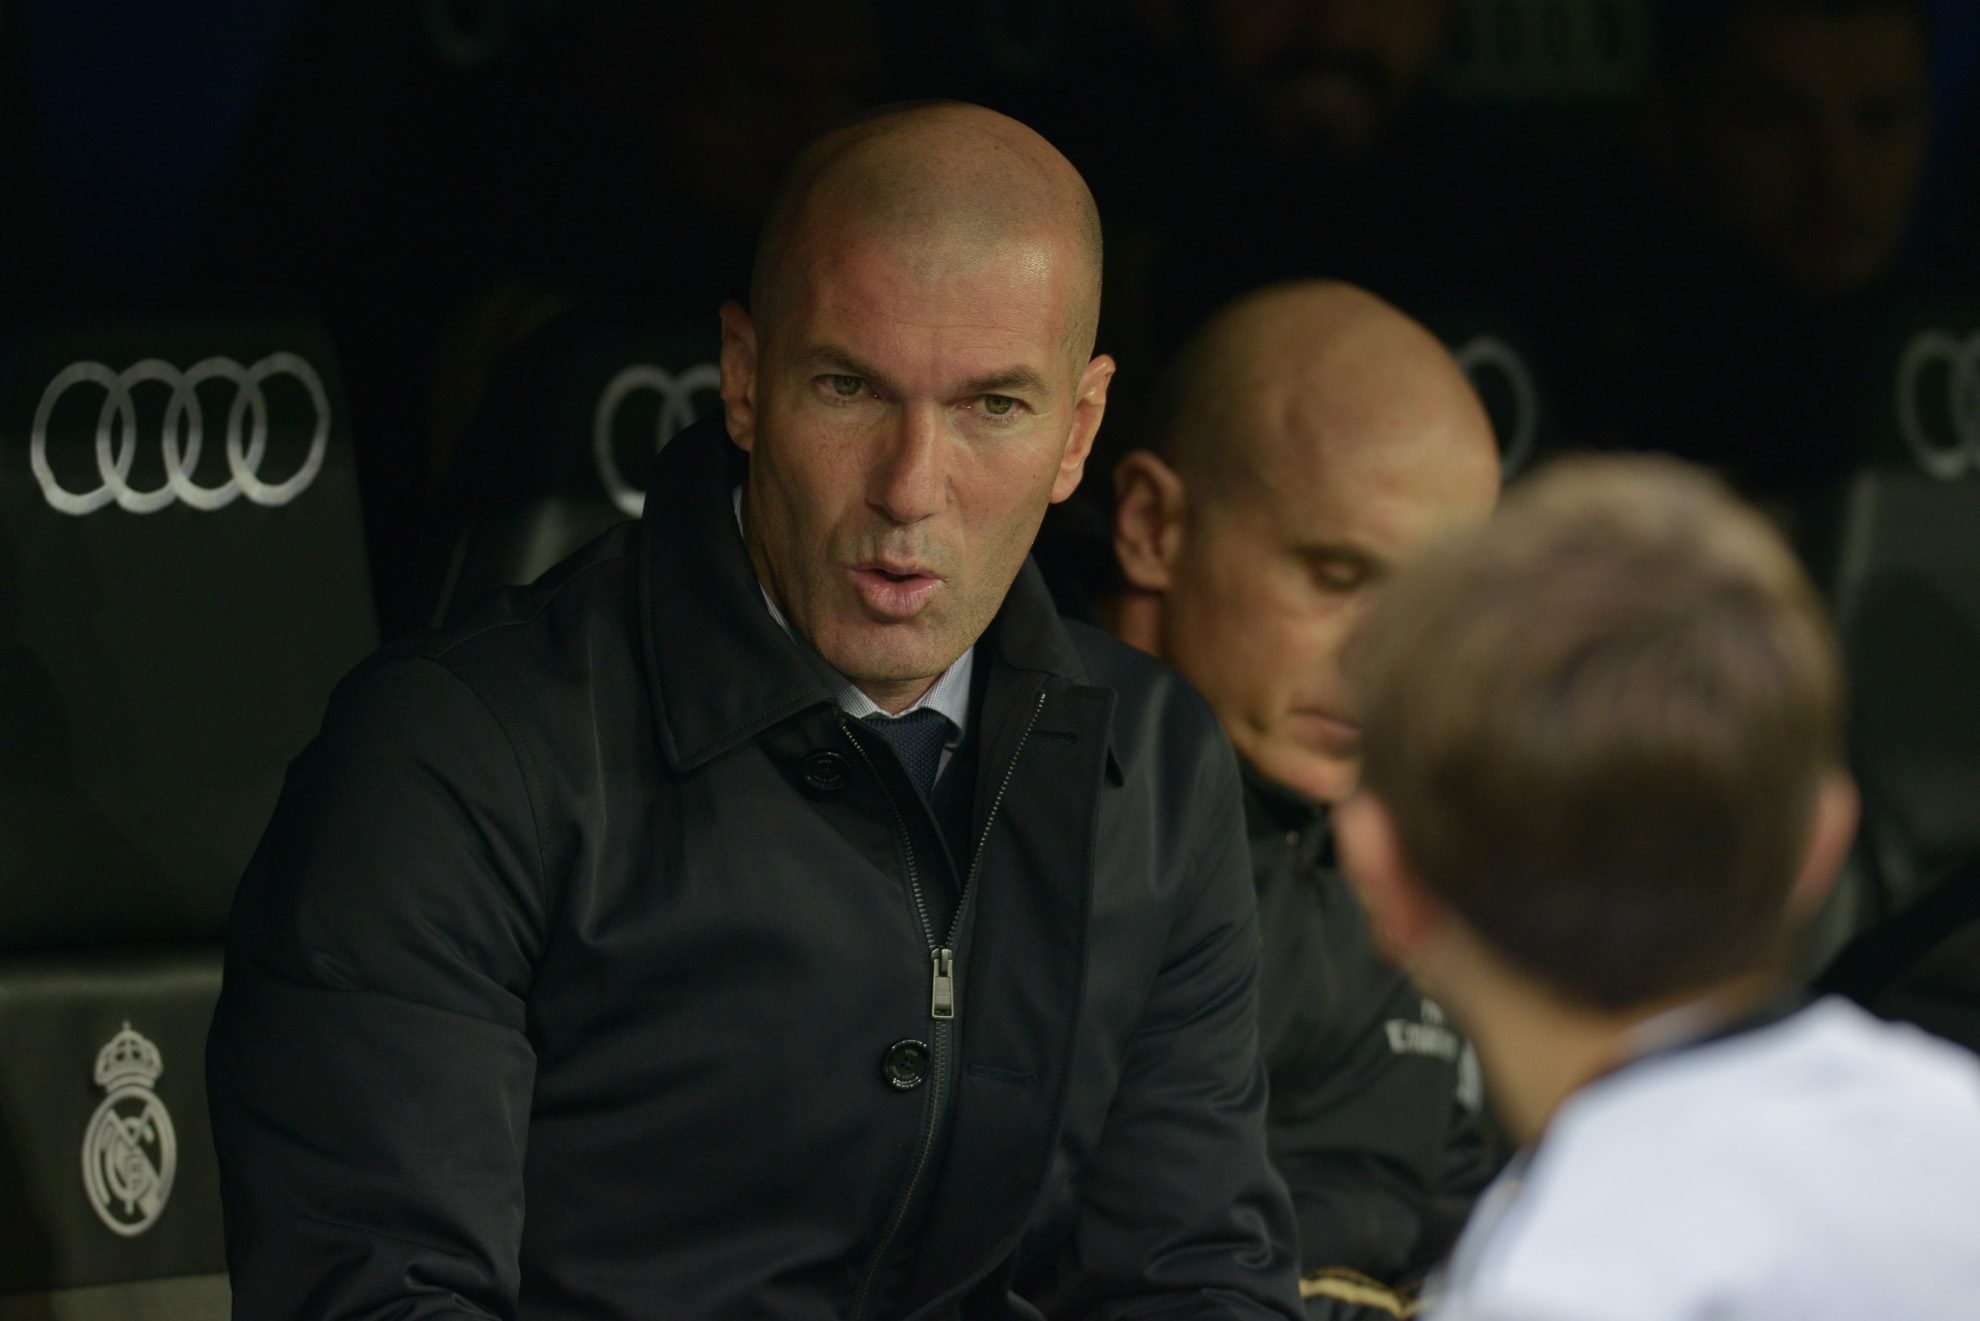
xmin=842 ymin=689 xmax=1048 ymax=1321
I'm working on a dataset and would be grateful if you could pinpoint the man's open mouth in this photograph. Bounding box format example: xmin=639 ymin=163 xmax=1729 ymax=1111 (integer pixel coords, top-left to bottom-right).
xmin=849 ymin=563 xmax=944 ymax=619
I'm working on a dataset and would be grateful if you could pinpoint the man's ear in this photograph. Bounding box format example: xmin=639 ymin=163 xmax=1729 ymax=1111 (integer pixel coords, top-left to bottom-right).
xmin=1787 ymin=772 xmax=1862 ymax=921
xmin=1335 ymin=790 xmax=1445 ymax=967
xmin=719 ymin=300 xmax=760 ymax=452
xmin=1112 ymin=450 xmax=1188 ymax=592
xmin=1052 ymin=354 xmax=1116 ymax=503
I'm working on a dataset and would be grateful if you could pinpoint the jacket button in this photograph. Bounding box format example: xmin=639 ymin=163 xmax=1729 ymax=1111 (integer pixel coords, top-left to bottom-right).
xmin=802 ymin=750 xmax=851 ymax=793
xmin=882 ymin=1039 xmax=930 ymax=1090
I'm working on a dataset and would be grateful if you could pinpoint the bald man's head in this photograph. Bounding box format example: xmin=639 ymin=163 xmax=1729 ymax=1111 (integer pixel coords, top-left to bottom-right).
xmin=751 ymin=102 xmax=1104 ymax=362
xmin=1111 ymin=281 xmax=1500 ymax=803
xmin=720 ymin=102 xmax=1116 ymax=713
xmin=1149 ymin=281 xmax=1493 ymax=510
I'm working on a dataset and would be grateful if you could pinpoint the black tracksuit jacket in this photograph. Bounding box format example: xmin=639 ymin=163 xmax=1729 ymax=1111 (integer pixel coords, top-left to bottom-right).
xmin=205 ymin=417 xmax=1302 ymax=1321
xmin=1244 ymin=772 xmax=1500 ymax=1314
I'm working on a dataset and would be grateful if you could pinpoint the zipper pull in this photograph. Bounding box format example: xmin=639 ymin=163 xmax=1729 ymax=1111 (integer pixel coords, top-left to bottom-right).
xmin=930 ymin=948 xmax=955 ymax=1020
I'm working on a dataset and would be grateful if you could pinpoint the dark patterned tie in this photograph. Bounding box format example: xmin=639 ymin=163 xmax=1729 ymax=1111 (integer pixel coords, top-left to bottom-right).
xmin=863 ymin=708 xmax=954 ymax=802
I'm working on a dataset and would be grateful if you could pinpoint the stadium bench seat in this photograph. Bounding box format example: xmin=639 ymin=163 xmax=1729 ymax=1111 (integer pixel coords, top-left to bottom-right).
xmin=0 ymin=294 xmax=376 ymax=1319
xmin=430 ymin=306 xmax=722 ymax=625
xmin=1828 ymin=308 xmax=1980 ymax=912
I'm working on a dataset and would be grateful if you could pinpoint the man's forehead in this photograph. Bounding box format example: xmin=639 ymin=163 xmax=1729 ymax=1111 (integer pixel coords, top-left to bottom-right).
xmin=802 ymin=225 xmax=1070 ymax=300
xmin=782 ymin=229 xmax=1080 ymax=367
xmin=1240 ymin=398 xmax=1496 ymax=543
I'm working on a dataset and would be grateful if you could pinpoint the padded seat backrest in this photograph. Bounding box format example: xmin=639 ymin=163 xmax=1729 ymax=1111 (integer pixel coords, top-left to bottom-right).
xmin=1831 ymin=307 xmax=1980 ymax=907
xmin=0 ymin=294 xmax=376 ymax=949
xmin=434 ymin=307 xmax=721 ymax=624
xmin=0 ymin=294 xmax=377 ymax=1315
xmin=0 ymin=954 xmax=226 ymax=1307
xmin=1426 ymin=313 xmax=1549 ymax=479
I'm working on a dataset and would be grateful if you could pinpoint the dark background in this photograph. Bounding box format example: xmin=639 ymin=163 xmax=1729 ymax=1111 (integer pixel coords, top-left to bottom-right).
xmin=0 ymin=0 xmax=1975 ymax=633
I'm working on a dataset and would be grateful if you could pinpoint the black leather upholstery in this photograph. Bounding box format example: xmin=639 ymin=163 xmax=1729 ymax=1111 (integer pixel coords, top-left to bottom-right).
xmin=0 ymin=294 xmax=377 ymax=1315
xmin=1819 ymin=854 xmax=1980 ymax=1056
xmin=433 ymin=306 xmax=722 ymax=625
xmin=0 ymin=953 xmax=225 ymax=1299
xmin=1833 ymin=470 xmax=1980 ymax=903
xmin=0 ymin=294 xmax=376 ymax=948
xmin=1826 ymin=307 xmax=1980 ymax=913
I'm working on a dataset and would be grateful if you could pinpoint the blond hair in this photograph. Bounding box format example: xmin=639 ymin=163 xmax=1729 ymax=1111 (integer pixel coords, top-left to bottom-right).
xmin=1356 ymin=455 xmax=1845 ymax=1009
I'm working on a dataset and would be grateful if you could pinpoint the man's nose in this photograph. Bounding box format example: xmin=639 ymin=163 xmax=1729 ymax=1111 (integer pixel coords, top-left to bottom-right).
xmin=866 ymin=402 xmax=947 ymax=526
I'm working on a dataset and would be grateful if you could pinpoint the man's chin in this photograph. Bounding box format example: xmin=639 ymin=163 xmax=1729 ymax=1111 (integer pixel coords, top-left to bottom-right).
xmin=1249 ymin=744 xmax=1361 ymax=807
xmin=811 ymin=620 xmax=964 ymax=691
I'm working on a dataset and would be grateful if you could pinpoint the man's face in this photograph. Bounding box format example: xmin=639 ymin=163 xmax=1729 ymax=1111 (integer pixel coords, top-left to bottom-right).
xmin=1197 ymin=0 xmax=1456 ymax=158
xmin=1158 ymin=428 xmax=1495 ymax=804
xmin=725 ymin=233 xmax=1110 ymax=705
xmin=1690 ymin=4 xmax=1932 ymax=296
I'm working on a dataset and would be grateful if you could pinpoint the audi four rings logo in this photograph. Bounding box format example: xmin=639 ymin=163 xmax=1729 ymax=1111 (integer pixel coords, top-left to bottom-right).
xmin=31 ymin=353 xmax=330 ymax=515
xmin=1454 ymin=335 xmax=1538 ymax=477
xmin=594 ymin=361 xmax=722 ymax=518
xmin=1896 ymin=329 xmax=1980 ymax=482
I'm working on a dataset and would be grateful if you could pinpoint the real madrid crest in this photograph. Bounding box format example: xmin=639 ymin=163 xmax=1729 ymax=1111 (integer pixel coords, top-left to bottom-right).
xmin=80 ymin=1022 xmax=176 ymax=1236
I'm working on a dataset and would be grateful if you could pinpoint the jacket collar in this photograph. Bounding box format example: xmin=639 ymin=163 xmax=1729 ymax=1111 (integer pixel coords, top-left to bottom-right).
xmin=1240 ymin=758 xmax=1336 ymax=864
xmin=1239 ymin=758 xmax=1323 ymax=832
xmin=639 ymin=415 xmax=1096 ymax=772
xmin=991 ymin=557 xmax=1092 ymax=687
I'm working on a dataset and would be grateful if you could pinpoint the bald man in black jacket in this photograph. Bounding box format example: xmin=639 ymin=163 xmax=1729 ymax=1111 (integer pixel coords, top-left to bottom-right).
xmin=207 ymin=104 xmax=1300 ymax=1321
xmin=1105 ymin=281 xmax=1504 ymax=1315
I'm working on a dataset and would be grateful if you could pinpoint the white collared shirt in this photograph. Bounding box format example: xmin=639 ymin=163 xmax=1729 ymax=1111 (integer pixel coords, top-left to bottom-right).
xmin=735 ymin=488 xmax=974 ymax=767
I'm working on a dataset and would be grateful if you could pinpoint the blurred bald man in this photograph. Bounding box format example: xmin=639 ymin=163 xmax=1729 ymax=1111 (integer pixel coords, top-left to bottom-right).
xmin=1107 ymin=282 xmax=1502 ymax=1312
xmin=209 ymin=104 xmax=1302 ymax=1321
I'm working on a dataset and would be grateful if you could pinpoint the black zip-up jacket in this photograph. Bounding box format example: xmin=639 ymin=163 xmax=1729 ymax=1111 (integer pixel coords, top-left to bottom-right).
xmin=1244 ymin=771 xmax=1500 ymax=1316
xmin=206 ymin=417 xmax=1302 ymax=1321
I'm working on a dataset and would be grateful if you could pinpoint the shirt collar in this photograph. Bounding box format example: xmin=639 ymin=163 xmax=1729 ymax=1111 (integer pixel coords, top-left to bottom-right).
xmin=734 ymin=486 xmax=974 ymax=737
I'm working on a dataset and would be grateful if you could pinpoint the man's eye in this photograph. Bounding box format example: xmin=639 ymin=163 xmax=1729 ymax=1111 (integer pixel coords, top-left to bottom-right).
xmin=982 ymin=395 xmax=1017 ymax=417
xmin=827 ymin=375 xmax=865 ymax=398
xmin=1311 ymin=561 xmax=1368 ymax=593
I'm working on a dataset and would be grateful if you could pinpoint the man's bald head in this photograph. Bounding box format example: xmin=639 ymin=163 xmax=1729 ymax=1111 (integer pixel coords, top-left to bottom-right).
xmin=1149 ymin=281 xmax=1496 ymax=508
xmin=751 ymin=102 xmax=1104 ymax=361
xmin=720 ymin=102 xmax=1116 ymax=714
xmin=1111 ymin=280 xmax=1500 ymax=804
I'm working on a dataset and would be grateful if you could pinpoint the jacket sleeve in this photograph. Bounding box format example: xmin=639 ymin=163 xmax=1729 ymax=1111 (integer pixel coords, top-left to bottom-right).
xmin=206 ymin=655 xmax=547 ymax=1321
xmin=1035 ymin=733 xmax=1304 ymax=1321
xmin=1266 ymin=970 xmax=1502 ymax=1295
